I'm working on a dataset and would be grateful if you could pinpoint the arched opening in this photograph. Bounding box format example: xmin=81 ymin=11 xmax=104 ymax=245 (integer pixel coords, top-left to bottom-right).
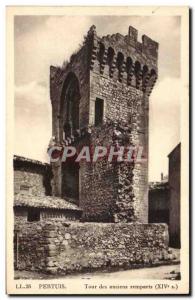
xmin=149 ymin=69 xmax=157 ymax=87
xmin=142 ymin=65 xmax=149 ymax=77
xmin=98 ymin=42 xmax=105 ymax=63
xmin=134 ymin=61 xmax=141 ymax=88
xmin=60 ymin=72 xmax=80 ymax=204
xmin=126 ymin=57 xmax=133 ymax=85
xmin=116 ymin=52 xmax=124 ymax=81
xmin=107 ymin=47 xmax=115 ymax=67
xmin=134 ymin=61 xmax=141 ymax=76
xmin=150 ymin=69 xmax=157 ymax=77
xmin=142 ymin=65 xmax=149 ymax=90
xmin=61 ymin=72 xmax=80 ymax=138
xmin=116 ymin=52 xmax=124 ymax=70
xmin=126 ymin=57 xmax=133 ymax=74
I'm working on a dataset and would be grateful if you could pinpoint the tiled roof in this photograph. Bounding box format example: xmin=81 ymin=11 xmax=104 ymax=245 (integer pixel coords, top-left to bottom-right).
xmin=149 ymin=181 xmax=169 ymax=191
xmin=14 ymin=193 xmax=82 ymax=211
xmin=168 ymin=142 xmax=181 ymax=158
xmin=14 ymin=155 xmax=49 ymax=167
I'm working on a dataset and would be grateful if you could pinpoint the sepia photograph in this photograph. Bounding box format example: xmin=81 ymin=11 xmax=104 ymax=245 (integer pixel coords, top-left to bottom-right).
xmin=6 ymin=6 xmax=189 ymax=295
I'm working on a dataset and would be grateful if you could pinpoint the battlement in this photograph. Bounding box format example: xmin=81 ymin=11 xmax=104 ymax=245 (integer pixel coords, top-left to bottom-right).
xmin=50 ymin=25 xmax=158 ymax=97
xmin=87 ymin=25 xmax=158 ymax=57
xmin=100 ymin=26 xmax=158 ymax=60
xmin=87 ymin=25 xmax=158 ymax=92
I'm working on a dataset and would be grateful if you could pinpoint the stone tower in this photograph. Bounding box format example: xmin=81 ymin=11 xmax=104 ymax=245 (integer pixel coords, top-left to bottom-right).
xmin=49 ymin=25 xmax=158 ymax=223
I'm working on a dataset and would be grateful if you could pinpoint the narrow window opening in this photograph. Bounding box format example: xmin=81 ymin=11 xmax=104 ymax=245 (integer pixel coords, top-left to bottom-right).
xmin=126 ymin=57 xmax=133 ymax=74
xmin=134 ymin=61 xmax=141 ymax=88
xmin=116 ymin=52 xmax=124 ymax=71
xmin=142 ymin=65 xmax=149 ymax=77
xmin=95 ymin=98 xmax=104 ymax=126
xmin=135 ymin=61 xmax=141 ymax=76
xmin=107 ymin=47 xmax=115 ymax=67
xmin=150 ymin=69 xmax=156 ymax=77
xmin=98 ymin=43 xmax=105 ymax=63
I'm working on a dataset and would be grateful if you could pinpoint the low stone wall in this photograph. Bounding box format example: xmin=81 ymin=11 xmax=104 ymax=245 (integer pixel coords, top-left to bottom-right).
xmin=14 ymin=221 xmax=170 ymax=274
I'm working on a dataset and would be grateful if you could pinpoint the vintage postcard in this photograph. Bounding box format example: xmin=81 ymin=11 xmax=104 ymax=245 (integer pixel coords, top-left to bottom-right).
xmin=6 ymin=6 xmax=189 ymax=295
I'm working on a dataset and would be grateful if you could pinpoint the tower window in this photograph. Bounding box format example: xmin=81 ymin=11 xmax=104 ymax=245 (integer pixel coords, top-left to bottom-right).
xmin=95 ymin=98 xmax=104 ymax=126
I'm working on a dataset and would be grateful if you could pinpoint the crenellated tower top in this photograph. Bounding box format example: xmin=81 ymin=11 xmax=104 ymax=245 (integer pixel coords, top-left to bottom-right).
xmin=50 ymin=25 xmax=159 ymax=102
xmin=86 ymin=25 xmax=158 ymax=96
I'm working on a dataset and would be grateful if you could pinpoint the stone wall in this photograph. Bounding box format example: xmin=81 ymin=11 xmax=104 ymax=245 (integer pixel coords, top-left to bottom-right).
xmin=14 ymin=221 xmax=171 ymax=274
xmin=50 ymin=37 xmax=90 ymax=197
xmin=14 ymin=157 xmax=52 ymax=197
xmin=80 ymin=157 xmax=119 ymax=222
xmin=87 ymin=70 xmax=149 ymax=223
xmin=14 ymin=170 xmax=46 ymax=197
xmin=14 ymin=220 xmax=47 ymax=271
xmin=79 ymin=122 xmax=135 ymax=222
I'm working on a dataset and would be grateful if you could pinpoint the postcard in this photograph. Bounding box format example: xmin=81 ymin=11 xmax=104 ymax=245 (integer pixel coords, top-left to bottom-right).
xmin=6 ymin=6 xmax=189 ymax=295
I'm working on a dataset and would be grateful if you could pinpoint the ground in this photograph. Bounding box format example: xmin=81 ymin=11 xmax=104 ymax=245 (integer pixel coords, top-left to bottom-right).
xmin=78 ymin=264 xmax=181 ymax=280
xmin=15 ymin=248 xmax=180 ymax=280
xmin=15 ymin=264 xmax=180 ymax=280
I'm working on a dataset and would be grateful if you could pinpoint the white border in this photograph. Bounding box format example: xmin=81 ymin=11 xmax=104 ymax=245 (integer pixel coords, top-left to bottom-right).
xmin=1 ymin=1 xmax=193 ymax=299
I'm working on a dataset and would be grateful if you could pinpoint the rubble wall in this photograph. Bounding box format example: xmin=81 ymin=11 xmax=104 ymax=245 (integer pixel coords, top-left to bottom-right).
xmin=79 ymin=122 xmax=135 ymax=222
xmin=14 ymin=221 xmax=171 ymax=274
xmin=14 ymin=170 xmax=46 ymax=196
xmin=79 ymin=69 xmax=149 ymax=223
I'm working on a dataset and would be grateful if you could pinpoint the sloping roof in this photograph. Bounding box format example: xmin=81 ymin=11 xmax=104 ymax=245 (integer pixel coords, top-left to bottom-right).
xmin=14 ymin=193 xmax=82 ymax=211
xmin=149 ymin=181 xmax=169 ymax=191
xmin=14 ymin=155 xmax=49 ymax=167
xmin=167 ymin=143 xmax=181 ymax=158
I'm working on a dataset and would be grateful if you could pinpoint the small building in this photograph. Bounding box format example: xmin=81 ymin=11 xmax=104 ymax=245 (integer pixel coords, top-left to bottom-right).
xmin=14 ymin=155 xmax=53 ymax=197
xmin=168 ymin=143 xmax=181 ymax=248
xmin=14 ymin=155 xmax=82 ymax=222
xmin=148 ymin=143 xmax=181 ymax=248
xmin=14 ymin=194 xmax=82 ymax=222
xmin=149 ymin=181 xmax=169 ymax=225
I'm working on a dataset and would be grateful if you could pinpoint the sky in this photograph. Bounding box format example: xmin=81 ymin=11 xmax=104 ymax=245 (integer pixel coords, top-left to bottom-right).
xmin=14 ymin=15 xmax=181 ymax=181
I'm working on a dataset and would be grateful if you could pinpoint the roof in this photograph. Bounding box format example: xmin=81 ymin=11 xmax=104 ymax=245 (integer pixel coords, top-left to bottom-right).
xmin=149 ymin=181 xmax=169 ymax=191
xmin=168 ymin=143 xmax=181 ymax=158
xmin=14 ymin=194 xmax=82 ymax=212
xmin=14 ymin=155 xmax=49 ymax=167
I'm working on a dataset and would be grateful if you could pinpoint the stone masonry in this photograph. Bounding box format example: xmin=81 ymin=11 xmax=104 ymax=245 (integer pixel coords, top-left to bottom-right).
xmin=14 ymin=155 xmax=52 ymax=197
xmin=50 ymin=25 xmax=158 ymax=223
xmin=14 ymin=220 xmax=171 ymax=274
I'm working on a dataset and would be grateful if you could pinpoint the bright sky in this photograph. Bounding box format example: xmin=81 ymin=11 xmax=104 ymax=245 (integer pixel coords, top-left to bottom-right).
xmin=14 ymin=15 xmax=181 ymax=181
